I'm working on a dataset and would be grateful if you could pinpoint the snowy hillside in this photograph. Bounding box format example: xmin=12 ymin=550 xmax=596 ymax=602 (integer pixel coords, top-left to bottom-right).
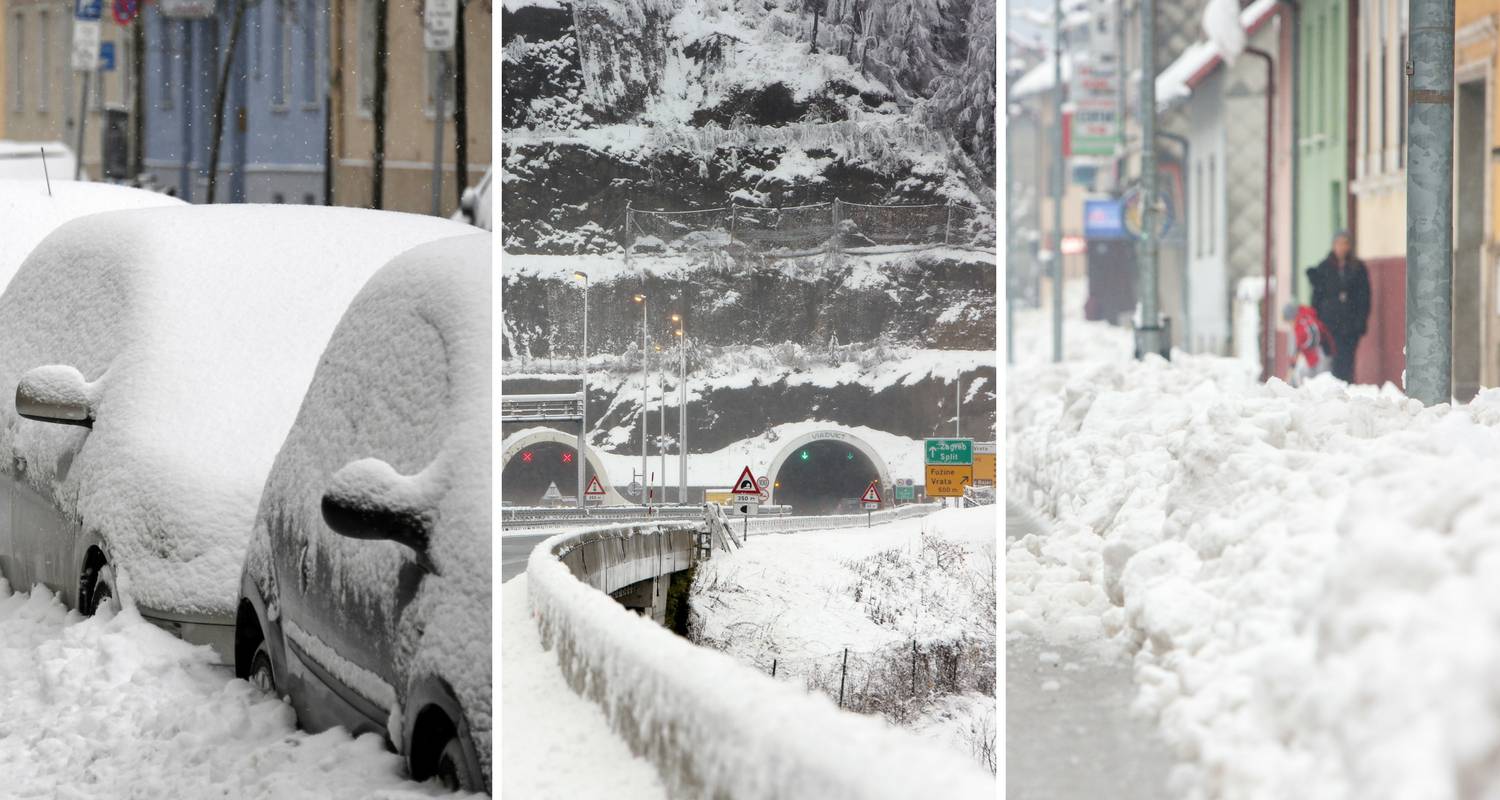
xmin=501 ymin=0 xmax=995 ymax=254
xmin=690 ymin=507 xmax=997 ymax=773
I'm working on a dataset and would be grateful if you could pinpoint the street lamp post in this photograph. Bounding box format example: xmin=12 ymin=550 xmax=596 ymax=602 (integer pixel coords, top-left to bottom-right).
xmin=634 ymin=293 xmax=649 ymax=507
xmin=573 ymin=271 xmax=589 ymax=509
xmin=673 ymin=317 xmax=686 ymax=505
xmin=656 ymin=344 xmax=666 ymax=504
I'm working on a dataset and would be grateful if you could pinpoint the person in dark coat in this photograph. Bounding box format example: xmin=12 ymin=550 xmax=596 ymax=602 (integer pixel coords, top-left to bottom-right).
xmin=1307 ymin=230 xmax=1371 ymax=382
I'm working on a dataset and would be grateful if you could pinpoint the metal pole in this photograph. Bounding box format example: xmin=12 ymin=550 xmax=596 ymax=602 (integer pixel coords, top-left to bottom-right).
xmin=75 ymin=72 xmax=91 ymax=180
xmin=1406 ymin=0 xmax=1454 ymax=405
xmin=1051 ymin=0 xmax=1064 ymax=363
xmin=429 ymin=53 xmax=447 ymax=217
xmin=1116 ymin=0 xmax=1127 ymax=156
xmin=1245 ymin=49 xmax=1276 ymax=381
xmin=641 ymin=297 xmax=649 ymax=507
xmin=576 ymin=277 xmax=588 ymax=509
xmin=954 ymin=377 xmax=960 ymax=436
xmin=1134 ymin=0 xmax=1163 ymax=360
xmin=679 ymin=331 xmax=688 ymax=504
xmin=658 ymin=361 xmax=666 ymax=503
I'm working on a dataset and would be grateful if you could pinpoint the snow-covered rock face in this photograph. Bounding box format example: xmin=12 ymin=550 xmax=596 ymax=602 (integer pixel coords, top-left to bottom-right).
xmin=246 ymin=233 xmax=492 ymax=789
xmin=0 ymin=205 xmax=473 ymax=621
xmin=1007 ymin=334 xmax=1500 ymax=799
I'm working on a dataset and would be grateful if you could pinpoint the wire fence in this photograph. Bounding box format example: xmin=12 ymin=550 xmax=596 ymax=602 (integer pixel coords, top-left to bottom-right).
xmin=626 ymin=198 xmax=995 ymax=261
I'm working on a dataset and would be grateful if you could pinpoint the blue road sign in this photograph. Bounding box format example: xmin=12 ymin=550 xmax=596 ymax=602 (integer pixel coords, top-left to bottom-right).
xmin=75 ymin=0 xmax=102 ymax=20
xmin=1084 ymin=199 xmax=1128 ymax=240
xmin=99 ymin=42 xmax=115 ymax=71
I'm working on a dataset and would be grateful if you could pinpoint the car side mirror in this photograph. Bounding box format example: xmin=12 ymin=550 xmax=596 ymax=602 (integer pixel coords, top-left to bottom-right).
xmin=15 ymin=365 xmax=96 ymax=428
xmin=321 ymin=458 xmax=433 ymax=558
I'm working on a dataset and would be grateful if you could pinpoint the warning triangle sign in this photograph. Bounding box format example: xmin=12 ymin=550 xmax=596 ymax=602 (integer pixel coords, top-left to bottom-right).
xmin=542 ymin=481 xmax=563 ymax=500
xmin=730 ymin=465 xmax=759 ymax=496
xmin=860 ymin=480 xmax=881 ymax=504
xmin=585 ymin=475 xmax=606 ymax=496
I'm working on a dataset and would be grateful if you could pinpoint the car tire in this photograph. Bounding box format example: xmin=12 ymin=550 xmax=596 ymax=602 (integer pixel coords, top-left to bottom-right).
xmin=247 ymin=640 xmax=277 ymax=696
xmin=433 ymin=735 xmax=475 ymax=792
xmin=83 ymin=563 xmax=118 ymax=616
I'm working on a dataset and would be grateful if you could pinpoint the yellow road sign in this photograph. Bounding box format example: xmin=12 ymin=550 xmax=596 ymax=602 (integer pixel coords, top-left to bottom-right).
xmin=705 ymin=490 xmax=733 ymax=505
xmin=924 ymin=464 xmax=973 ymax=497
xmin=974 ymin=452 xmax=996 ymax=484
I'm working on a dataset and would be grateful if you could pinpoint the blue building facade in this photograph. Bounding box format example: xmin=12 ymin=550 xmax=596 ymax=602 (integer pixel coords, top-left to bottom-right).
xmin=144 ymin=0 xmax=327 ymax=203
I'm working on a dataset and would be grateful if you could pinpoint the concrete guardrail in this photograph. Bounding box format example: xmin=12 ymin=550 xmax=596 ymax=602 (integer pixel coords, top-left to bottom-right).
xmin=524 ymin=508 xmax=992 ymax=800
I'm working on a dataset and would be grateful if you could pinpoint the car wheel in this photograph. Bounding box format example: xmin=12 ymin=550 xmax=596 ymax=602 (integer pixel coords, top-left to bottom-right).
xmin=247 ymin=640 xmax=276 ymax=695
xmin=433 ymin=736 xmax=474 ymax=792
xmin=83 ymin=563 xmax=117 ymax=616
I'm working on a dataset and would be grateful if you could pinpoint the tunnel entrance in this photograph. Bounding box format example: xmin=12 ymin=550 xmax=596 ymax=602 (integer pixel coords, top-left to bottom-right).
xmin=770 ymin=440 xmax=882 ymax=515
xmin=501 ymin=441 xmax=589 ymax=506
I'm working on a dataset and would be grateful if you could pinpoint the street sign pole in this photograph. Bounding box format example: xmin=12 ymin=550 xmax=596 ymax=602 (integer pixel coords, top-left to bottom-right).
xmin=1052 ymin=0 xmax=1064 ymax=363
xmin=424 ymin=0 xmax=455 ymax=217
xmin=1406 ymin=0 xmax=1455 ymax=405
xmin=74 ymin=72 xmax=90 ymax=180
xmin=1134 ymin=0 xmax=1165 ymax=360
xmin=429 ymin=53 xmax=447 ymax=217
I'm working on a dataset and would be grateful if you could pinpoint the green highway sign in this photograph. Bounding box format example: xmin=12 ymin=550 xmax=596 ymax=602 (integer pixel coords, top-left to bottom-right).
xmin=924 ymin=438 xmax=973 ymax=465
xmin=894 ymin=484 xmax=915 ymax=501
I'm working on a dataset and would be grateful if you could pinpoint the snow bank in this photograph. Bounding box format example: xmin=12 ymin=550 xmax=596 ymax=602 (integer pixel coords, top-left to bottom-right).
xmin=0 ymin=581 xmax=472 ymax=798
xmin=0 ymin=205 xmax=472 ymax=620
xmin=525 ymin=523 xmax=994 ymax=799
xmin=0 ymin=179 xmax=183 ymax=291
xmin=1007 ymin=333 xmax=1500 ymax=797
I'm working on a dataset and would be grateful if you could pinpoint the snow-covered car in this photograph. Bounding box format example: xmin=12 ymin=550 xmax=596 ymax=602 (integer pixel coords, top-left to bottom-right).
xmin=0 ymin=205 xmax=472 ymax=665
xmin=0 ymin=178 xmax=184 ymax=290
xmin=236 ymin=234 xmax=492 ymax=791
xmin=0 ymin=141 xmax=75 ymax=181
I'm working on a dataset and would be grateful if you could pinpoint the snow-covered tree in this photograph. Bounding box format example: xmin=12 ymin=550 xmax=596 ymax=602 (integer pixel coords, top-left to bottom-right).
xmin=923 ymin=0 xmax=995 ymax=176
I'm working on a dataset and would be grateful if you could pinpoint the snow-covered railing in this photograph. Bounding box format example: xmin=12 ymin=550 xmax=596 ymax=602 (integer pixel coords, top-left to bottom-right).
xmin=544 ymin=522 xmax=699 ymax=596
xmin=501 ymin=504 xmax=792 ymax=527
xmin=742 ymin=502 xmax=940 ymax=536
xmin=628 ymin=197 xmax=995 ymax=260
xmin=526 ymin=522 xmax=994 ymax=799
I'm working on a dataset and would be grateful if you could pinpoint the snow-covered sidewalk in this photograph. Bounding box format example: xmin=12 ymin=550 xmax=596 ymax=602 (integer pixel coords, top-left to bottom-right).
xmin=499 ymin=574 xmax=667 ymax=800
xmin=0 ymin=581 xmax=466 ymax=798
xmin=1009 ymin=285 xmax=1500 ymax=798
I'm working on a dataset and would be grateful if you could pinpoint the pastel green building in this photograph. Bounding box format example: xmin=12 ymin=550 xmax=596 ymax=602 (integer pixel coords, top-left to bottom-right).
xmin=1295 ymin=0 xmax=1351 ymax=298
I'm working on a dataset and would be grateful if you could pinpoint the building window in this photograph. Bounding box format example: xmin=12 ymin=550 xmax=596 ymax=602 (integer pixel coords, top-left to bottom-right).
xmin=302 ymin=0 xmax=317 ymax=105
xmin=272 ymin=0 xmax=288 ymax=108
xmin=11 ymin=12 xmax=24 ymax=113
xmin=121 ymin=37 xmax=132 ymax=111
xmin=1399 ymin=33 xmax=1407 ymax=168
xmin=358 ymin=0 xmax=377 ymax=114
xmin=37 ymin=10 xmax=48 ymax=112
xmin=1360 ymin=1 xmax=1370 ymax=171
xmin=425 ymin=51 xmax=455 ymax=117
xmin=159 ymin=15 xmax=175 ymax=110
xmin=1207 ymin=155 xmax=1217 ymax=256
xmin=1194 ymin=161 xmax=1202 ymax=257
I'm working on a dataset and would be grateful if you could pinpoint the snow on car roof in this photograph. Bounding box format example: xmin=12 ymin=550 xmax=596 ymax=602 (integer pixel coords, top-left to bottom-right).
xmin=253 ymin=232 xmax=493 ymax=781
xmin=0 ymin=179 xmax=184 ymax=292
xmin=0 ymin=205 xmax=474 ymax=620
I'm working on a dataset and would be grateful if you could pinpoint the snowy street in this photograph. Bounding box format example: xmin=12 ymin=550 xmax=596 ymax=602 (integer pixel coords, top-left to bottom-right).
xmin=0 ymin=582 xmax=470 ymax=799
xmin=1008 ymin=284 xmax=1500 ymax=798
